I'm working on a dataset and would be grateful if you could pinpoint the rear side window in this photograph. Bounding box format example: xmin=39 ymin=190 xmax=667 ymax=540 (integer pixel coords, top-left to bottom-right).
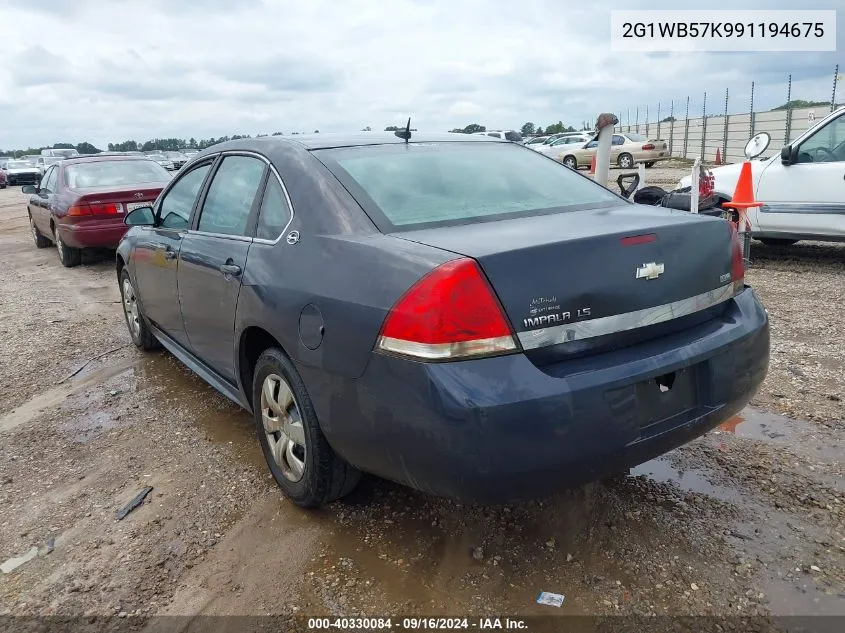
xmin=197 ymin=156 xmax=266 ymax=237
xmin=255 ymin=176 xmax=292 ymax=241
xmin=158 ymin=163 xmax=211 ymax=230
xmin=317 ymin=142 xmax=620 ymax=231
xmin=612 ymin=135 xmax=625 ymax=145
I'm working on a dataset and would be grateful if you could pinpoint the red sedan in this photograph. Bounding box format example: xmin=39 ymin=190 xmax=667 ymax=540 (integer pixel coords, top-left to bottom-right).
xmin=24 ymin=154 xmax=172 ymax=267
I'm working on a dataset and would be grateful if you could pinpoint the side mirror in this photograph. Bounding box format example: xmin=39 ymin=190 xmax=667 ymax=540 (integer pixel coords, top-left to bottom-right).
xmin=124 ymin=206 xmax=155 ymax=226
xmin=21 ymin=185 xmax=37 ymax=194
xmin=744 ymin=132 xmax=771 ymax=160
xmin=781 ymin=145 xmax=794 ymax=165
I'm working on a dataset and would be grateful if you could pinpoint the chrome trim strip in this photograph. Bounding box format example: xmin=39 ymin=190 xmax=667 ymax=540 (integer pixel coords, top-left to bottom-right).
xmin=376 ymin=334 xmax=517 ymax=360
xmin=518 ymin=283 xmax=737 ymax=350
xmin=185 ymin=230 xmax=253 ymax=242
xmin=760 ymin=203 xmax=845 ymax=215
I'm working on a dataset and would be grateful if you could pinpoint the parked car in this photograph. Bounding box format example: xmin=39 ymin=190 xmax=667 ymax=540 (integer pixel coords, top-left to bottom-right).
xmin=474 ymin=130 xmax=523 ymax=142
xmin=678 ymin=106 xmax=845 ymax=245
xmin=35 ymin=155 xmax=63 ymax=175
xmin=0 ymin=166 xmax=6 ymax=189
xmin=523 ymin=136 xmax=549 ymax=147
xmin=164 ymin=151 xmax=188 ymax=169
xmin=534 ymin=134 xmax=592 ymax=157
xmin=115 ymin=132 xmax=769 ymax=507
xmin=22 ymin=155 xmax=172 ymax=267
xmin=561 ymin=132 xmax=669 ymax=169
xmin=41 ymin=148 xmax=80 ymax=158
xmin=5 ymin=159 xmax=41 ymax=185
xmin=145 ymin=152 xmax=176 ymax=170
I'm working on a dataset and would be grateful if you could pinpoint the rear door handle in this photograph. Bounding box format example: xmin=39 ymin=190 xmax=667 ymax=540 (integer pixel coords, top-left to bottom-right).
xmin=219 ymin=263 xmax=242 ymax=277
xmin=161 ymin=245 xmax=178 ymax=260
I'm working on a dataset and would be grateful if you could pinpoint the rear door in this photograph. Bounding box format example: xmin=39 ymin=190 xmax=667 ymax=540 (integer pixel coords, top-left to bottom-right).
xmin=177 ymin=154 xmax=267 ymax=382
xmin=133 ymin=159 xmax=215 ymax=347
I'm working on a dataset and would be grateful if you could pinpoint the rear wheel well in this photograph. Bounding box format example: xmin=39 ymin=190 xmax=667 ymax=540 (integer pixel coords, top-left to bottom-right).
xmin=239 ymin=327 xmax=285 ymax=407
xmin=116 ymin=254 xmax=126 ymax=281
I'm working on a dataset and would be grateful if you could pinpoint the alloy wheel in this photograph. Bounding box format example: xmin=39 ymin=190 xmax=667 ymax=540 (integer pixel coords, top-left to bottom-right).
xmin=260 ymin=373 xmax=307 ymax=482
xmin=121 ymin=278 xmax=142 ymax=338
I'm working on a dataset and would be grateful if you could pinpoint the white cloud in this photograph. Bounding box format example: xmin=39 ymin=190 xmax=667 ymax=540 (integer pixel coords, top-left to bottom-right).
xmin=0 ymin=0 xmax=840 ymax=149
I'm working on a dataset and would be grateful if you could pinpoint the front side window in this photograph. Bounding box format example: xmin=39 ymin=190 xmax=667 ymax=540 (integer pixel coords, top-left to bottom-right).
xmin=197 ymin=156 xmax=266 ymax=236
xmin=158 ymin=163 xmax=212 ymax=230
xmin=317 ymin=142 xmax=620 ymax=231
xmin=42 ymin=167 xmax=58 ymax=193
xmin=796 ymin=114 xmax=845 ymax=164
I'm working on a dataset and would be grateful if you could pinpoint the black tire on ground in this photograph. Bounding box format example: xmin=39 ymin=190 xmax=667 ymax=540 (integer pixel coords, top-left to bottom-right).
xmin=55 ymin=227 xmax=82 ymax=267
xmin=29 ymin=214 xmax=51 ymax=249
xmin=252 ymin=348 xmax=361 ymax=507
xmin=644 ymin=161 xmax=656 ymax=168
xmin=0 ymin=184 xmax=6 ymax=189
xmin=617 ymin=153 xmax=634 ymax=169
xmin=562 ymin=155 xmax=577 ymax=169
xmin=119 ymin=268 xmax=160 ymax=350
xmin=758 ymin=238 xmax=798 ymax=247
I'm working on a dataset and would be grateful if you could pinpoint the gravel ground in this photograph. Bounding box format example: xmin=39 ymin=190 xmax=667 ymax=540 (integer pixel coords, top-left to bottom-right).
xmin=0 ymin=179 xmax=842 ymax=631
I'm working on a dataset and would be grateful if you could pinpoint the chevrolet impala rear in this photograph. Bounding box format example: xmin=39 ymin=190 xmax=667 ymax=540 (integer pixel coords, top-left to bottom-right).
xmin=313 ymin=140 xmax=769 ymax=503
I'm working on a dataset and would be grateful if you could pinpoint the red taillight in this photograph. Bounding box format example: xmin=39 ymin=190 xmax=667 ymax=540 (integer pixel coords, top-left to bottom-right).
xmin=376 ymin=258 xmax=518 ymax=361
xmin=642 ymin=143 xmax=656 ymax=151
xmin=67 ymin=203 xmax=121 ymax=217
xmin=728 ymin=222 xmax=745 ymax=294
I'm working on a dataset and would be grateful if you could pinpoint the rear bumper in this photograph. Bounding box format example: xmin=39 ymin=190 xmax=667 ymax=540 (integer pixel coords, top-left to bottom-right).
xmin=308 ymin=288 xmax=769 ymax=504
xmin=57 ymin=218 xmax=129 ymax=249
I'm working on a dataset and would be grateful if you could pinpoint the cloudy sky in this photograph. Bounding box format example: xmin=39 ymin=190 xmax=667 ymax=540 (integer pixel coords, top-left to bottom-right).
xmin=0 ymin=0 xmax=841 ymax=150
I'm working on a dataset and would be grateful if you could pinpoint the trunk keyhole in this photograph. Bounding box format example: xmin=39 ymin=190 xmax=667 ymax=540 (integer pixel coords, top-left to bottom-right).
xmin=655 ymin=372 xmax=676 ymax=393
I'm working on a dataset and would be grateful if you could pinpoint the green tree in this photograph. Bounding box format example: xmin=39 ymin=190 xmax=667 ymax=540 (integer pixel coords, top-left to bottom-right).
xmin=53 ymin=142 xmax=75 ymax=149
xmin=462 ymin=123 xmax=485 ymax=134
xmin=75 ymin=142 xmax=100 ymax=154
xmin=314 ymin=129 xmax=319 ymax=133
xmin=361 ymin=126 xmax=372 ymax=131
xmin=271 ymin=131 xmax=284 ymax=136
xmin=660 ymin=115 xmax=676 ymax=123
xmin=520 ymin=122 xmax=536 ymax=136
xmin=535 ymin=126 xmax=544 ymax=135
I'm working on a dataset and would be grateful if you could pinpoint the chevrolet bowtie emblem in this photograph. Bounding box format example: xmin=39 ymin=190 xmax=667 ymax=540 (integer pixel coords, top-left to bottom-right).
xmin=635 ymin=262 xmax=665 ymax=280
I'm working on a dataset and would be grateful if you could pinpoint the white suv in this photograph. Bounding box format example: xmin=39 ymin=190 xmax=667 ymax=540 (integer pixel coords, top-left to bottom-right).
xmin=473 ymin=130 xmax=523 ymax=142
xmin=680 ymin=107 xmax=845 ymax=245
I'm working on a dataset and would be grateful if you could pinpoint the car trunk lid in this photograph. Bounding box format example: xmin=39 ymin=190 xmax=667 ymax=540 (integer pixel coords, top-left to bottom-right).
xmin=393 ymin=204 xmax=738 ymax=360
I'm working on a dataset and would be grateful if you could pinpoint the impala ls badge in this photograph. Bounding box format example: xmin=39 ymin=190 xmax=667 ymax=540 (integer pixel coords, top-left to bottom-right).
xmin=133 ymin=192 xmax=144 ymax=199
xmin=635 ymin=262 xmax=665 ymax=280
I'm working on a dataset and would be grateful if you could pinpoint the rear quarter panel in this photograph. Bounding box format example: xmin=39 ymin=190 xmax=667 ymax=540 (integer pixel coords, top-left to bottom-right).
xmin=234 ymin=143 xmax=454 ymax=385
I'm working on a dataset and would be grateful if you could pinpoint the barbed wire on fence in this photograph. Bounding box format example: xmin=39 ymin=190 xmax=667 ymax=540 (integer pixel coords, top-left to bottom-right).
xmin=614 ymin=67 xmax=843 ymax=164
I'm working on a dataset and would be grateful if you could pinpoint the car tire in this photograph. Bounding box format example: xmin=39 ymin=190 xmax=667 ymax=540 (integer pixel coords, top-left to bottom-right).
xmin=252 ymin=348 xmax=361 ymax=507
xmin=644 ymin=161 xmax=656 ymax=168
xmin=562 ymin=155 xmax=577 ymax=169
xmin=617 ymin=153 xmax=634 ymax=169
xmin=29 ymin=214 xmax=51 ymax=248
xmin=0 ymin=184 xmax=6 ymax=189
xmin=758 ymin=238 xmax=798 ymax=247
xmin=119 ymin=268 xmax=160 ymax=350
xmin=55 ymin=226 xmax=82 ymax=267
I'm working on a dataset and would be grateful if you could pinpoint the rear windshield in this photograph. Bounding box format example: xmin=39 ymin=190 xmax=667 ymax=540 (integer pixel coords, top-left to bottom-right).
xmin=64 ymin=160 xmax=172 ymax=189
xmin=317 ymin=142 xmax=621 ymax=231
xmin=626 ymin=132 xmax=648 ymax=142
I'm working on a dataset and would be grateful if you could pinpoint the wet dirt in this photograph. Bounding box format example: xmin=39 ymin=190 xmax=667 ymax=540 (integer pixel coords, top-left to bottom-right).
xmin=0 ymin=184 xmax=844 ymax=626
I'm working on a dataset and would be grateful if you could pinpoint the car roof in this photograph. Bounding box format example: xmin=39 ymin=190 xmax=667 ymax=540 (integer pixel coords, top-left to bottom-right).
xmin=56 ymin=154 xmax=155 ymax=165
xmin=200 ymin=132 xmax=503 ymax=153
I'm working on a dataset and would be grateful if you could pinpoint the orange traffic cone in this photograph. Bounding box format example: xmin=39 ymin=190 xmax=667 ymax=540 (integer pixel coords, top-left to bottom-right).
xmin=588 ymin=153 xmax=596 ymax=175
xmin=714 ymin=147 xmax=722 ymax=165
xmin=722 ymin=161 xmax=762 ymax=210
